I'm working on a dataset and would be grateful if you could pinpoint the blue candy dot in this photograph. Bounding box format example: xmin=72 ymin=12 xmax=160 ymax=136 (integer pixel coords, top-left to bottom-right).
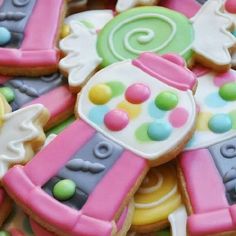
xmin=0 ymin=27 xmax=11 ymax=46
xmin=148 ymin=101 xmax=166 ymax=119
xmin=205 ymin=92 xmax=227 ymax=108
xmin=208 ymin=114 xmax=232 ymax=133
xmin=147 ymin=120 xmax=172 ymax=141
xmin=88 ymin=106 xmax=109 ymax=125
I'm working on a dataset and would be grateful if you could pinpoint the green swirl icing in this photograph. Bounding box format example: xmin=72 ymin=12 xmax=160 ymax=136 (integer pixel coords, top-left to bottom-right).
xmin=97 ymin=7 xmax=194 ymax=67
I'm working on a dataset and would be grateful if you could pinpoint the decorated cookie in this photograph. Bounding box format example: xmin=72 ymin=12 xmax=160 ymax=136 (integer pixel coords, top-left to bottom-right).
xmin=97 ymin=7 xmax=194 ymax=67
xmin=191 ymin=0 xmax=236 ymax=71
xmin=0 ymin=73 xmax=76 ymax=130
xmin=116 ymin=0 xmax=159 ymax=12
xmin=0 ymin=104 xmax=49 ymax=178
xmin=179 ymin=68 xmax=236 ymax=235
xmin=3 ymin=53 xmax=197 ymax=236
xmin=0 ymin=0 xmax=65 ymax=76
xmin=131 ymin=163 xmax=187 ymax=235
xmin=59 ymin=10 xmax=114 ymax=91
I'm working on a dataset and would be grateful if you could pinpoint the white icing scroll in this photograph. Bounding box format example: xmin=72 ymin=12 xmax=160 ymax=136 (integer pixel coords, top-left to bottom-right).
xmin=116 ymin=0 xmax=158 ymax=12
xmin=0 ymin=104 xmax=48 ymax=178
xmin=191 ymin=0 xmax=236 ymax=67
xmin=168 ymin=205 xmax=187 ymax=236
xmin=59 ymin=22 xmax=102 ymax=90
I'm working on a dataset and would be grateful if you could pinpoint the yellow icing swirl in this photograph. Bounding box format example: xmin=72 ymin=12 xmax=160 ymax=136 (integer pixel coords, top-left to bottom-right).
xmin=132 ymin=163 xmax=181 ymax=226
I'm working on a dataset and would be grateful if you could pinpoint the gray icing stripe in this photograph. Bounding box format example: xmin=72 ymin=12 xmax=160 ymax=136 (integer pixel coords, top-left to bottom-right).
xmin=0 ymin=0 xmax=37 ymax=33
xmin=4 ymin=72 xmax=65 ymax=111
xmin=209 ymin=136 xmax=236 ymax=204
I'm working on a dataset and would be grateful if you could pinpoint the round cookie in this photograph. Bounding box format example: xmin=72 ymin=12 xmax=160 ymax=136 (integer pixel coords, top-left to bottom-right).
xmin=97 ymin=7 xmax=194 ymax=67
xmin=131 ymin=163 xmax=187 ymax=235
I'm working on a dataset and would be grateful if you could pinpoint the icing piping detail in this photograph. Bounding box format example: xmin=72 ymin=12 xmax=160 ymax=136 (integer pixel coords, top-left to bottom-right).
xmin=0 ymin=12 xmax=26 ymax=21
xmin=12 ymin=0 xmax=31 ymax=7
xmin=65 ymin=159 xmax=106 ymax=173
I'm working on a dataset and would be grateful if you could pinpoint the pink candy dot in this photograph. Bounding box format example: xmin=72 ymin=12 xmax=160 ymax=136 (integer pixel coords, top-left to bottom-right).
xmin=213 ymin=71 xmax=236 ymax=87
xmin=225 ymin=0 xmax=236 ymax=13
xmin=168 ymin=107 xmax=189 ymax=128
xmin=125 ymin=83 xmax=150 ymax=104
xmin=104 ymin=109 xmax=129 ymax=131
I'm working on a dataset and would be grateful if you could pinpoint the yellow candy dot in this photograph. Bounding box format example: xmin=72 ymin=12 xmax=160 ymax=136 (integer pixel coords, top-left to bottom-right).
xmin=196 ymin=112 xmax=212 ymax=131
xmin=89 ymin=84 xmax=112 ymax=105
xmin=117 ymin=101 xmax=141 ymax=119
xmin=61 ymin=24 xmax=70 ymax=39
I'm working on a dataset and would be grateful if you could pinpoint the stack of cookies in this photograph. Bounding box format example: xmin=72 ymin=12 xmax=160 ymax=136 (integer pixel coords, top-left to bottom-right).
xmin=0 ymin=0 xmax=236 ymax=236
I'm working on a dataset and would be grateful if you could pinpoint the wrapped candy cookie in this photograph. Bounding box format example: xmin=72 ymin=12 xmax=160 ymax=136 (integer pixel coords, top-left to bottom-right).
xmin=60 ymin=2 xmax=236 ymax=92
xmin=3 ymin=52 xmax=197 ymax=236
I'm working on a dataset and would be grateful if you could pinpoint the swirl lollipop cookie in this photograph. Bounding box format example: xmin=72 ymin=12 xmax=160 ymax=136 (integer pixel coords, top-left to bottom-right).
xmin=131 ymin=163 xmax=187 ymax=235
xmin=0 ymin=0 xmax=66 ymax=77
xmin=178 ymin=68 xmax=236 ymax=235
xmin=3 ymin=53 xmax=197 ymax=236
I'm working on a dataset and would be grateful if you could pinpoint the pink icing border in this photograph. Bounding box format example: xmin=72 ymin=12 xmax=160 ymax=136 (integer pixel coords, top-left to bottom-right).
xmin=25 ymin=85 xmax=76 ymax=128
xmin=159 ymin=0 xmax=200 ymax=18
xmin=133 ymin=53 xmax=196 ymax=91
xmin=3 ymin=120 xmax=147 ymax=235
xmin=180 ymin=149 xmax=236 ymax=235
xmin=0 ymin=0 xmax=64 ymax=67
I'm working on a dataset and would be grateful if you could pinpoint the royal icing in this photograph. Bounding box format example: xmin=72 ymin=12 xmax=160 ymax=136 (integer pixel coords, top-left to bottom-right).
xmin=0 ymin=73 xmax=76 ymax=129
xmin=186 ymin=69 xmax=236 ymax=150
xmin=132 ymin=163 xmax=182 ymax=229
xmin=116 ymin=0 xmax=159 ymax=12
xmin=191 ymin=0 xmax=236 ymax=70
xmin=0 ymin=104 xmax=49 ymax=178
xmin=97 ymin=7 xmax=194 ymax=67
xmin=180 ymin=69 xmax=236 ymax=235
xmin=0 ymin=0 xmax=64 ymax=76
xmin=3 ymin=53 xmax=196 ymax=236
xmin=59 ymin=10 xmax=114 ymax=91
xmin=78 ymin=53 xmax=196 ymax=160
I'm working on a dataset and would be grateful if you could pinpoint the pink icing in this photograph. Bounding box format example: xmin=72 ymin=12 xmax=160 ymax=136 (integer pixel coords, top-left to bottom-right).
xmin=213 ymin=71 xmax=236 ymax=87
xmin=159 ymin=0 xmax=200 ymax=18
xmin=168 ymin=107 xmax=189 ymax=128
xmin=225 ymin=0 xmax=236 ymax=13
xmin=180 ymin=149 xmax=228 ymax=213
xmin=104 ymin=109 xmax=129 ymax=131
xmin=125 ymin=83 xmax=150 ymax=104
xmin=132 ymin=53 xmax=196 ymax=91
xmin=10 ymin=229 xmax=25 ymax=236
xmin=116 ymin=206 xmax=128 ymax=231
xmin=0 ymin=0 xmax=63 ymax=68
xmin=25 ymin=85 xmax=76 ymax=129
xmin=191 ymin=65 xmax=209 ymax=77
xmin=179 ymin=149 xmax=236 ymax=235
xmin=82 ymin=151 xmax=146 ymax=220
xmin=31 ymin=220 xmax=55 ymax=236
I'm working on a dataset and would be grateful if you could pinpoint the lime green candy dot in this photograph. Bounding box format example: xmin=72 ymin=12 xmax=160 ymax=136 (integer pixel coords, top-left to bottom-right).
xmin=0 ymin=87 xmax=15 ymax=102
xmin=106 ymin=81 xmax=125 ymax=97
xmin=155 ymin=91 xmax=178 ymax=111
xmin=229 ymin=110 xmax=236 ymax=129
xmin=53 ymin=179 xmax=76 ymax=201
xmin=0 ymin=231 xmax=11 ymax=236
xmin=135 ymin=123 xmax=152 ymax=142
xmin=219 ymin=82 xmax=236 ymax=101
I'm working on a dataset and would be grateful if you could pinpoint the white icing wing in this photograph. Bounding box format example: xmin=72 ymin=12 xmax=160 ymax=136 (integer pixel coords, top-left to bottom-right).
xmin=116 ymin=0 xmax=158 ymax=12
xmin=191 ymin=0 xmax=236 ymax=66
xmin=0 ymin=104 xmax=48 ymax=178
xmin=59 ymin=22 xmax=102 ymax=90
xmin=168 ymin=205 xmax=187 ymax=236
